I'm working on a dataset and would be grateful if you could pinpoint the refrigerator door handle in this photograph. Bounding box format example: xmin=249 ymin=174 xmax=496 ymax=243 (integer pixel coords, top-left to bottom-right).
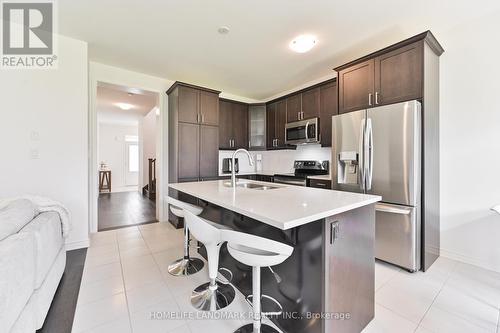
xmin=375 ymin=203 xmax=412 ymax=215
xmin=365 ymin=118 xmax=373 ymax=191
xmin=358 ymin=118 xmax=366 ymax=190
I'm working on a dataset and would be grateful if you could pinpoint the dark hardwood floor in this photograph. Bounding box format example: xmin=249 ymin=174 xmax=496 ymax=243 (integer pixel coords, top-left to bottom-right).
xmin=98 ymin=191 xmax=157 ymax=231
xmin=37 ymin=248 xmax=87 ymax=333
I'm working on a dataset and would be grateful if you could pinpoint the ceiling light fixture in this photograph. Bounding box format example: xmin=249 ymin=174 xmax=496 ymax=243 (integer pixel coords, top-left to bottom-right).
xmin=218 ymin=26 xmax=230 ymax=35
xmin=116 ymin=103 xmax=133 ymax=110
xmin=289 ymin=34 xmax=318 ymax=53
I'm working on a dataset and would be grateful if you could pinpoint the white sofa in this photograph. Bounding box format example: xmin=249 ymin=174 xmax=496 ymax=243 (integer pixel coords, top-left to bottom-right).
xmin=0 ymin=200 xmax=66 ymax=333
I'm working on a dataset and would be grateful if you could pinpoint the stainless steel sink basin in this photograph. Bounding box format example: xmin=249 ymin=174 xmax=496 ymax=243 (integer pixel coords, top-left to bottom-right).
xmin=223 ymin=181 xmax=279 ymax=190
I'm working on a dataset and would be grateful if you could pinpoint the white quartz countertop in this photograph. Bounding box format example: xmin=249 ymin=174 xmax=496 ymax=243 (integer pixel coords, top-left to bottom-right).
xmin=169 ymin=180 xmax=380 ymax=230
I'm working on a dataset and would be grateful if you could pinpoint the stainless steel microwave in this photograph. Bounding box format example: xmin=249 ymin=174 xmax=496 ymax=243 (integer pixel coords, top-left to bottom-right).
xmin=285 ymin=118 xmax=319 ymax=145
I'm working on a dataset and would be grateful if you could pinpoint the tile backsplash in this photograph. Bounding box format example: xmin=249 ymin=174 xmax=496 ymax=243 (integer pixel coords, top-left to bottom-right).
xmin=218 ymin=144 xmax=331 ymax=176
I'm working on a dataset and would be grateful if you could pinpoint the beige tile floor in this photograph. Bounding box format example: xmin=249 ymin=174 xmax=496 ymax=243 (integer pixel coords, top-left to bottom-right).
xmin=72 ymin=222 xmax=500 ymax=333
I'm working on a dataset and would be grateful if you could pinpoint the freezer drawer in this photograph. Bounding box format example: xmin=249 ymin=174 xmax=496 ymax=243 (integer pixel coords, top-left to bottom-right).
xmin=375 ymin=203 xmax=420 ymax=272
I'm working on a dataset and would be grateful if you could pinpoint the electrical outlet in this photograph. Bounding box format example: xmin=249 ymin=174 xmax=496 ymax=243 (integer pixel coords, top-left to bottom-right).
xmin=30 ymin=131 xmax=40 ymax=141
xmin=30 ymin=148 xmax=39 ymax=159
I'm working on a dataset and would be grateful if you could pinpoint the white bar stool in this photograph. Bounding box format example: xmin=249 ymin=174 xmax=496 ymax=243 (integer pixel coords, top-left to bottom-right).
xmin=222 ymin=229 xmax=293 ymax=333
xmin=166 ymin=196 xmax=205 ymax=276
xmin=184 ymin=210 xmax=236 ymax=311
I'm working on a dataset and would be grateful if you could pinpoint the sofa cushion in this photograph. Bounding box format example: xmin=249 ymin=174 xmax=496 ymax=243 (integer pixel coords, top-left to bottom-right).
xmin=0 ymin=199 xmax=36 ymax=241
xmin=20 ymin=211 xmax=63 ymax=288
xmin=0 ymin=232 xmax=35 ymax=333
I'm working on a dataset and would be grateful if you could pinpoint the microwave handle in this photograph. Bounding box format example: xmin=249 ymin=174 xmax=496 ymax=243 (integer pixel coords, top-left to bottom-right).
xmin=305 ymin=121 xmax=309 ymax=141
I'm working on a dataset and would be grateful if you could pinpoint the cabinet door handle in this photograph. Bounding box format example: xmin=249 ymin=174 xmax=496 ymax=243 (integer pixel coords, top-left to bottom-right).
xmin=197 ymin=114 xmax=200 ymax=123
xmin=201 ymin=113 xmax=205 ymax=123
xmin=368 ymin=93 xmax=373 ymax=106
xmin=375 ymin=92 xmax=379 ymax=105
xmin=316 ymin=182 xmax=327 ymax=187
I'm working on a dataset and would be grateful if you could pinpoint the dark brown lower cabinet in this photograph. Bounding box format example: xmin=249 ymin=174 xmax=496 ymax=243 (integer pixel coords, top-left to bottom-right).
xmin=308 ymin=178 xmax=332 ymax=189
xmin=178 ymin=122 xmax=199 ymax=179
xmin=199 ymin=125 xmax=219 ymax=179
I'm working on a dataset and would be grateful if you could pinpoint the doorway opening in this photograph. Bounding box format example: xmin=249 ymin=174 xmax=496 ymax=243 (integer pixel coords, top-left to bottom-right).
xmin=96 ymin=82 xmax=160 ymax=231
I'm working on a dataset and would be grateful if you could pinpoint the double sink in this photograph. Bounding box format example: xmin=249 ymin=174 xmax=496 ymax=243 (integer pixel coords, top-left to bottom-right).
xmin=223 ymin=181 xmax=279 ymax=191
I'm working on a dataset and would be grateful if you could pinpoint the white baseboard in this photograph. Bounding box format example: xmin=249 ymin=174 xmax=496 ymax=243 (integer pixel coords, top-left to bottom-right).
xmin=65 ymin=238 xmax=89 ymax=251
xmin=440 ymin=247 xmax=500 ymax=273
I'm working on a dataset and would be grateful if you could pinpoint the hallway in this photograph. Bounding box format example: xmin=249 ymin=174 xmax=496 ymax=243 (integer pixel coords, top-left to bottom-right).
xmin=98 ymin=192 xmax=156 ymax=231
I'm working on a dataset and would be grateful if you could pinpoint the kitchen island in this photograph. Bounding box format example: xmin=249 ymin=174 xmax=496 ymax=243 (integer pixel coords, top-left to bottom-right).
xmin=169 ymin=179 xmax=380 ymax=333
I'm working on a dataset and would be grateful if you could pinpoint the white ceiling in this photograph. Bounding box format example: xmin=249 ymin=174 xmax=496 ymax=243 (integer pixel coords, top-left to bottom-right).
xmin=97 ymin=82 xmax=158 ymax=126
xmin=59 ymin=0 xmax=500 ymax=100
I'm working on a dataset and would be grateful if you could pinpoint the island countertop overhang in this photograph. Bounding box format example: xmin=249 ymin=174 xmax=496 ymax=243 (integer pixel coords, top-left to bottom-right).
xmin=168 ymin=180 xmax=381 ymax=230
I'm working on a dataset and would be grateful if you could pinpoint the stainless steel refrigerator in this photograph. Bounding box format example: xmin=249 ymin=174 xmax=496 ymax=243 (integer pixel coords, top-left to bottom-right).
xmin=332 ymin=100 xmax=421 ymax=272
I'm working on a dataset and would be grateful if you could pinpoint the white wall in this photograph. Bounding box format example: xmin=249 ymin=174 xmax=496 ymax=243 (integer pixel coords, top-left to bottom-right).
xmin=438 ymin=11 xmax=500 ymax=272
xmin=0 ymin=36 xmax=89 ymax=249
xmin=219 ymin=145 xmax=331 ymax=176
xmin=98 ymin=123 xmax=138 ymax=191
xmin=140 ymin=108 xmax=158 ymax=187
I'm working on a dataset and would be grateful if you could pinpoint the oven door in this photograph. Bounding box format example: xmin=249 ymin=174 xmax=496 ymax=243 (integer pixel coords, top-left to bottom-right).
xmin=285 ymin=118 xmax=319 ymax=145
xmin=273 ymin=175 xmax=307 ymax=187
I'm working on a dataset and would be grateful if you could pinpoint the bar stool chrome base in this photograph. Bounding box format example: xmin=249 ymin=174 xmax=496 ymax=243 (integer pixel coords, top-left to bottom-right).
xmin=191 ymin=281 xmax=235 ymax=311
xmin=234 ymin=323 xmax=280 ymax=333
xmin=167 ymin=257 xmax=204 ymax=276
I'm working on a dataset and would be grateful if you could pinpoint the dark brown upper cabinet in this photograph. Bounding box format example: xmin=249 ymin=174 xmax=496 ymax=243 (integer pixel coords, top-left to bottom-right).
xmin=219 ymin=100 xmax=233 ymax=149
xmin=301 ymin=87 xmax=320 ymax=120
xmin=319 ymin=82 xmax=338 ymax=147
xmin=266 ymin=102 xmax=277 ymax=149
xmin=266 ymin=100 xmax=288 ymax=149
xmin=374 ymin=42 xmax=423 ymax=106
xmin=218 ymin=99 xmax=248 ymax=150
xmin=199 ymin=90 xmax=219 ymax=125
xmin=172 ymin=84 xmax=220 ymax=124
xmin=335 ymin=31 xmax=443 ymax=114
xmin=177 ymin=86 xmax=199 ymax=124
xmin=275 ymin=100 xmax=287 ymax=147
xmin=233 ymin=103 xmax=249 ymax=149
xmin=286 ymin=94 xmax=301 ymax=122
xmin=338 ymin=59 xmax=375 ymax=114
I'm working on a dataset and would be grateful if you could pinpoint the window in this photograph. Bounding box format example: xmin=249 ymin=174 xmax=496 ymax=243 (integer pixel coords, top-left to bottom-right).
xmin=128 ymin=144 xmax=139 ymax=172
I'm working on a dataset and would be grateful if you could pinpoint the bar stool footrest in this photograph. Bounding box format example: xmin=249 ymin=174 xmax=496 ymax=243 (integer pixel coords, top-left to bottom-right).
xmin=246 ymin=294 xmax=283 ymax=316
xmin=216 ymin=267 xmax=234 ymax=285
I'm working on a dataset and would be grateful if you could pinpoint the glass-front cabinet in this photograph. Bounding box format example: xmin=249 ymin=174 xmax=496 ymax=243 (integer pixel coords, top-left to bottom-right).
xmin=248 ymin=104 xmax=266 ymax=150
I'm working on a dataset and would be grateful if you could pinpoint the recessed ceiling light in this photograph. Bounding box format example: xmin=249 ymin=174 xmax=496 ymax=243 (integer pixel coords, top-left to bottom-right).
xmin=127 ymin=93 xmax=134 ymax=97
xmin=289 ymin=34 xmax=318 ymax=53
xmin=218 ymin=26 xmax=230 ymax=34
xmin=116 ymin=103 xmax=133 ymax=110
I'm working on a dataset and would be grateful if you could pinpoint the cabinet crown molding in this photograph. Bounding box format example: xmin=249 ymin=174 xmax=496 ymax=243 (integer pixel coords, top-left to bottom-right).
xmin=166 ymin=81 xmax=221 ymax=95
xmin=333 ymin=30 xmax=444 ymax=73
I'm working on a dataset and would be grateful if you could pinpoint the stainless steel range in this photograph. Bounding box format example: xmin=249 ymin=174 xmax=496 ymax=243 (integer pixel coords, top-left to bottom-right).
xmin=274 ymin=160 xmax=329 ymax=187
